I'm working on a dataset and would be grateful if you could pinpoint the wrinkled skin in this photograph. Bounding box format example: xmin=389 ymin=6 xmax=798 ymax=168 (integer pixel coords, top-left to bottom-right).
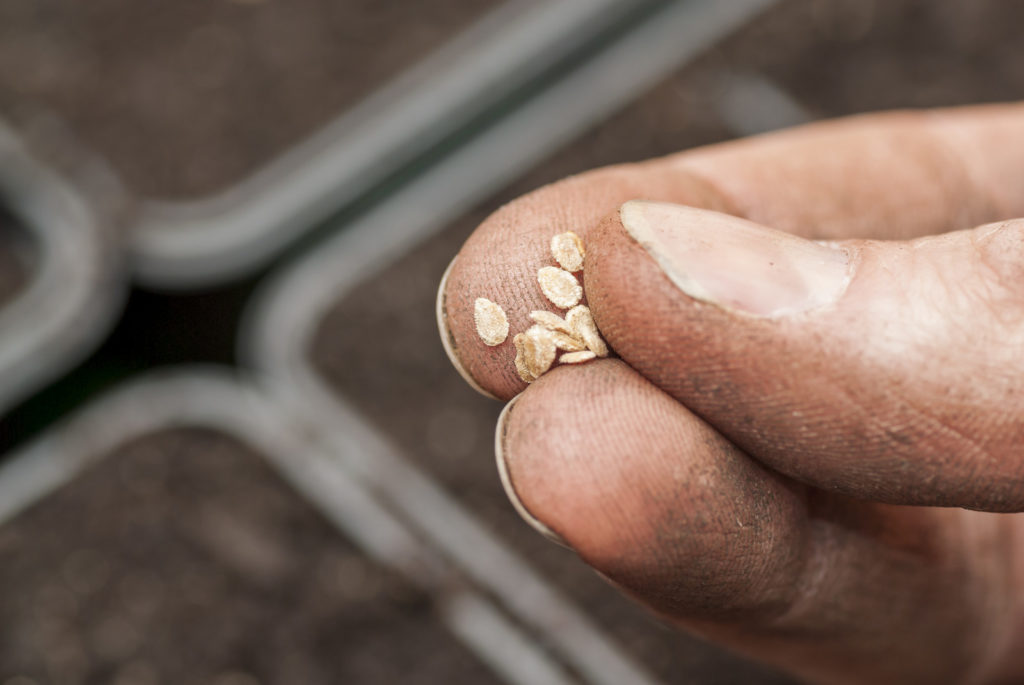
xmin=438 ymin=104 xmax=1024 ymax=684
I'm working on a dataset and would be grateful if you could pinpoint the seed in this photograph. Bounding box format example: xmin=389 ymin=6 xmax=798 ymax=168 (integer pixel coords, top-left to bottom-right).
xmin=521 ymin=325 xmax=558 ymax=378
xmin=512 ymin=334 xmax=536 ymax=383
xmin=537 ymin=266 xmax=582 ymax=309
xmin=566 ymin=305 xmax=608 ymax=357
xmin=529 ymin=310 xmax=574 ymax=335
xmin=551 ymin=231 xmax=585 ymax=272
xmin=474 ymin=297 xmax=509 ymax=346
xmin=551 ymin=331 xmax=586 ymax=352
xmin=559 ymin=350 xmax=596 ymax=364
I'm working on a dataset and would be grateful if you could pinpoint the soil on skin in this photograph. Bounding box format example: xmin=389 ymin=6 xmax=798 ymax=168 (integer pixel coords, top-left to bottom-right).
xmin=0 ymin=0 xmax=495 ymax=199
xmin=0 ymin=428 xmax=500 ymax=685
xmin=310 ymin=0 xmax=1024 ymax=682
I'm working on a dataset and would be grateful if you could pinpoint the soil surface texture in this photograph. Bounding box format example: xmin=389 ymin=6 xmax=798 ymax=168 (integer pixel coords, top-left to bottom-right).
xmin=0 ymin=428 xmax=500 ymax=685
xmin=0 ymin=0 xmax=496 ymax=199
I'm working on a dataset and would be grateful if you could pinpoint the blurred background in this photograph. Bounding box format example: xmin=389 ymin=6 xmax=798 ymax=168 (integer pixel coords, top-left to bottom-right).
xmin=0 ymin=1 xmax=1022 ymax=683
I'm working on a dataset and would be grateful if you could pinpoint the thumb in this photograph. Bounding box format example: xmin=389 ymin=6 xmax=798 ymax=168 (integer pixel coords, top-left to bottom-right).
xmin=587 ymin=200 xmax=1024 ymax=511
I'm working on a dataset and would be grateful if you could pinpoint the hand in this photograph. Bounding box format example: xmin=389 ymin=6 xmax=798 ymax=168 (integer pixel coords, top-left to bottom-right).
xmin=436 ymin=104 xmax=1024 ymax=684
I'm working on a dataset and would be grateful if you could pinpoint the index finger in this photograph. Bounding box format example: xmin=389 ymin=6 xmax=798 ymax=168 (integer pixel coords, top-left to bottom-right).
xmin=439 ymin=103 xmax=1024 ymax=400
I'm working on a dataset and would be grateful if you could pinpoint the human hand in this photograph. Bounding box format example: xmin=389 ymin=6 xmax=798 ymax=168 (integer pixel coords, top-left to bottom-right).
xmin=436 ymin=104 xmax=1024 ymax=684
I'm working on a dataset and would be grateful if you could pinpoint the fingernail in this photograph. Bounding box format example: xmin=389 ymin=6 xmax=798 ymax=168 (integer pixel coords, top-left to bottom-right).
xmin=436 ymin=256 xmax=499 ymax=400
xmin=495 ymin=396 xmax=569 ymax=548
xmin=620 ymin=200 xmax=851 ymax=317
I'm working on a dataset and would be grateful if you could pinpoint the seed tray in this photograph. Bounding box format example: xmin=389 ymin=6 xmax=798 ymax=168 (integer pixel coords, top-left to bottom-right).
xmin=0 ymin=426 xmax=503 ymax=684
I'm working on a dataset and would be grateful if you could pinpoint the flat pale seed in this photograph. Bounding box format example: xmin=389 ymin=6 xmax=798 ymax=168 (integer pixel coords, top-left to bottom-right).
xmin=474 ymin=297 xmax=509 ymax=346
xmin=559 ymin=350 xmax=596 ymax=364
xmin=566 ymin=305 xmax=608 ymax=357
xmin=512 ymin=334 xmax=536 ymax=383
xmin=550 ymin=231 xmax=585 ymax=272
xmin=522 ymin=325 xmax=558 ymax=378
xmin=529 ymin=310 xmax=574 ymax=335
xmin=537 ymin=266 xmax=582 ymax=309
xmin=551 ymin=331 xmax=586 ymax=352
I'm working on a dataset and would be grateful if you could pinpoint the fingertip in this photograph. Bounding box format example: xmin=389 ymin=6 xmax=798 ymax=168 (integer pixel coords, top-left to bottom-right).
xmin=495 ymin=393 xmax=569 ymax=547
xmin=499 ymin=359 xmax=808 ymax=619
xmin=436 ymin=255 xmax=502 ymax=400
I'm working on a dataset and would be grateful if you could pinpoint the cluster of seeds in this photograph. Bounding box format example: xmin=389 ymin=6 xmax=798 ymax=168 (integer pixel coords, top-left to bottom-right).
xmin=514 ymin=302 xmax=606 ymax=382
xmin=472 ymin=231 xmax=609 ymax=383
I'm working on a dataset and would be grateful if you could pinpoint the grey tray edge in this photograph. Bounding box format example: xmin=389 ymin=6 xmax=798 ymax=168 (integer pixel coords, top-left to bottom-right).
xmin=0 ymin=120 xmax=127 ymax=417
xmin=128 ymin=0 xmax=656 ymax=289
xmin=0 ymin=366 xmax=586 ymax=685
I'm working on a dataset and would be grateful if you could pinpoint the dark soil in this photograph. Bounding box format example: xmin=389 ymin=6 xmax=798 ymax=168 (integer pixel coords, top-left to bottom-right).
xmin=310 ymin=0 xmax=1024 ymax=682
xmin=720 ymin=0 xmax=1024 ymax=114
xmin=0 ymin=428 xmax=500 ymax=685
xmin=0 ymin=0 xmax=495 ymax=199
